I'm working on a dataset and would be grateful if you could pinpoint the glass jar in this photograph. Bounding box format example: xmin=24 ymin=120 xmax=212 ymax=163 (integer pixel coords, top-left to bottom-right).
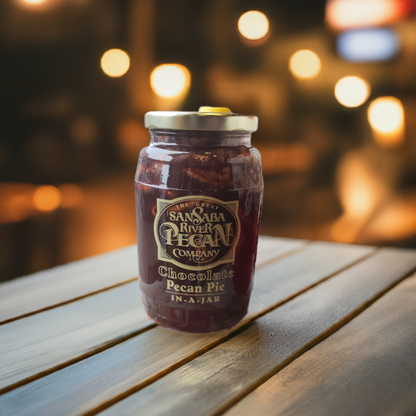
xmin=135 ymin=107 xmax=263 ymax=333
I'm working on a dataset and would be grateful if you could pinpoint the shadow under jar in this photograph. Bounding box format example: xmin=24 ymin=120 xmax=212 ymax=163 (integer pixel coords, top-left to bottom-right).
xmin=135 ymin=108 xmax=263 ymax=332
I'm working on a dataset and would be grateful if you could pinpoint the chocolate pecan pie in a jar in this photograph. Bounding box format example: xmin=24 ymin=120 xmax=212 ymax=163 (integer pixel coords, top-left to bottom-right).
xmin=135 ymin=107 xmax=263 ymax=332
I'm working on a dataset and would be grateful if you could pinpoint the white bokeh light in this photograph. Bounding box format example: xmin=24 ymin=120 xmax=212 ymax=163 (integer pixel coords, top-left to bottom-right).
xmin=289 ymin=50 xmax=321 ymax=79
xmin=150 ymin=64 xmax=191 ymax=98
xmin=238 ymin=11 xmax=269 ymax=40
xmin=335 ymin=76 xmax=370 ymax=108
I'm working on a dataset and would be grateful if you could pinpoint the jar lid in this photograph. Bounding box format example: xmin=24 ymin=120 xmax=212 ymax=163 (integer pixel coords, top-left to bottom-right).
xmin=144 ymin=106 xmax=258 ymax=132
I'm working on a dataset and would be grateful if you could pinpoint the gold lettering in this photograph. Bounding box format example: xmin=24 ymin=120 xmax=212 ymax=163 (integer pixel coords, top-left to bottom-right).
xmin=212 ymin=223 xmax=234 ymax=246
xmin=159 ymin=222 xmax=179 ymax=245
xmin=197 ymin=273 xmax=206 ymax=281
xmin=158 ymin=266 xmax=167 ymax=277
xmin=192 ymin=207 xmax=203 ymax=224
xmin=204 ymin=233 xmax=218 ymax=247
xmin=177 ymin=233 xmax=189 ymax=246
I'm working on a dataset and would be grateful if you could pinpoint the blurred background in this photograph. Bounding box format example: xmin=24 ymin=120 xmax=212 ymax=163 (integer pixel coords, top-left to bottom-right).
xmin=1 ymin=0 xmax=416 ymax=282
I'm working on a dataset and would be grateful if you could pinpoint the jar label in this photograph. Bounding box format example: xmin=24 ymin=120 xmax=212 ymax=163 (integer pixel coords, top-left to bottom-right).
xmin=154 ymin=196 xmax=240 ymax=271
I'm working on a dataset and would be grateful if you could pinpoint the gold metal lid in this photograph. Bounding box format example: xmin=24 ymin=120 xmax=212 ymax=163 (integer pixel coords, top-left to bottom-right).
xmin=144 ymin=107 xmax=258 ymax=132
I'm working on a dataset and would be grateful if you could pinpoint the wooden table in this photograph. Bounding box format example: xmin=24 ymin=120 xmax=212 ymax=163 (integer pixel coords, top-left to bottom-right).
xmin=1 ymin=236 xmax=416 ymax=416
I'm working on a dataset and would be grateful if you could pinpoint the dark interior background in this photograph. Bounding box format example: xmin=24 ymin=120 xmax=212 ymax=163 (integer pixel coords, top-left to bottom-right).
xmin=1 ymin=0 xmax=416 ymax=281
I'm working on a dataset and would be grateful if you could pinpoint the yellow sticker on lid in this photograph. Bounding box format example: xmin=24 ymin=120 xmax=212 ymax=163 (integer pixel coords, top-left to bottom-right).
xmin=198 ymin=106 xmax=231 ymax=114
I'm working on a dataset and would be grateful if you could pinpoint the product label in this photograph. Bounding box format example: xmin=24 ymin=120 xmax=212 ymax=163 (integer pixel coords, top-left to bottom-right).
xmin=154 ymin=196 xmax=240 ymax=271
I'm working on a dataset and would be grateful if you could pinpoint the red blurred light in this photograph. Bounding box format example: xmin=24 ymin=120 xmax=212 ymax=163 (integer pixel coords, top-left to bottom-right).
xmin=326 ymin=0 xmax=412 ymax=31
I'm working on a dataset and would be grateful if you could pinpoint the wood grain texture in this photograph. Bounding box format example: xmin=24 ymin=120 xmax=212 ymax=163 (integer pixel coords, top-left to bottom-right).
xmin=225 ymin=272 xmax=416 ymax=416
xmin=98 ymin=248 xmax=416 ymax=416
xmin=0 ymin=242 xmax=375 ymax=416
xmin=0 ymin=284 xmax=151 ymax=392
xmin=0 ymin=236 xmax=306 ymax=393
xmin=247 ymin=242 xmax=374 ymax=318
xmin=254 ymin=237 xmax=307 ymax=267
xmin=0 ymin=237 xmax=304 ymax=325
xmin=0 ymin=246 xmax=138 ymax=324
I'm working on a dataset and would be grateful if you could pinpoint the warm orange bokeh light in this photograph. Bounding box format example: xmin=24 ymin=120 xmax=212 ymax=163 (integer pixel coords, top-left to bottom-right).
xmin=2 ymin=194 xmax=33 ymax=223
xmin=59 ymin=184 xmax=84 ymax=208
xmin=101 ymin=49 xmax=130 ymax=78
xmin=326 ymin=0 xmax=407 ymax=31
xmin=289 ymin=50 xmax=321 ymax=79
xmin=365 ymin=198 xmax=416 ymax=241
xmin=33 ymin=186 xmax=62 ymax=212
xmin=21 ymin=0 xmax=47 ymax=3
xmin=368 ymin=97 xmax=405 ymax=147
xmin=331 ymin=151 xmax=390 ymax=243
xmin=238 ymin=11 xmax=270 ymax=40
xmin=259 ymin=144 xmax=314 ymax=174
xmin=16 ymin=0 xmax=53 ymax=11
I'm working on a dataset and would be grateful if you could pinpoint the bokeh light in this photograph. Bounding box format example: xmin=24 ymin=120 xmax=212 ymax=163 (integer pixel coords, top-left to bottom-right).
xmin=16 ymin=0 xmax=52 ymax=10
xmin=289 ymin=50 xmax=321 ymax=79
xmin=117 ymin=119 xmax=149 ymax=162
xmin=59 ymin=184 xmax=84 ymax=209
xmin=331 ymin=151 xmax=387 ymax=242
xmin=238 ymin=11 xmax=270 ymax=40
xmin=150 ymin=64 xmax=191 ymax=98
xmin=368 ymin=97 xmax=405 ymax=147
xmin=21 ymin=0 xmax=47 ymax=4
xmin=365 ymin=198 xmax=416 ymax=241
xmin=100 ymin=49 xmax=130 ymax=78
xmin=0 ymin=185 xmax=34 ymax=224
xmin=334 ymin=76 xmax=370 ymax=108
xmin=259 ymin=144 xmax=314 ymax=174
xmin=337 ymin=28 xmax=400 ymax=62
xmin=326 ymin=0 xmax=407 ymax=31
xmin=33 ymin=186 xmax=62 ymax=212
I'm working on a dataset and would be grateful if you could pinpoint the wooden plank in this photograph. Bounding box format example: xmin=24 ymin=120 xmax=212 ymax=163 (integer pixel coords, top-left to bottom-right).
xmin=254 ymin=237 xmax=307 ymax=267
xmin=0 ymin=284 xmax=151 ymax=392
xmin=0 ymin=246 xmax=138 ymax=324
xmin=0 ymin=237 xmax=304 ymax=325
xmin=225 ymin=272 xmax=416 ymax=416
xmin=0 ymin=242 xmax=375 ymax=415
xmin=0 ymin=236 xmax=307 ymax=392
xmin=96 ymin=248 xmax=416 ymax=416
